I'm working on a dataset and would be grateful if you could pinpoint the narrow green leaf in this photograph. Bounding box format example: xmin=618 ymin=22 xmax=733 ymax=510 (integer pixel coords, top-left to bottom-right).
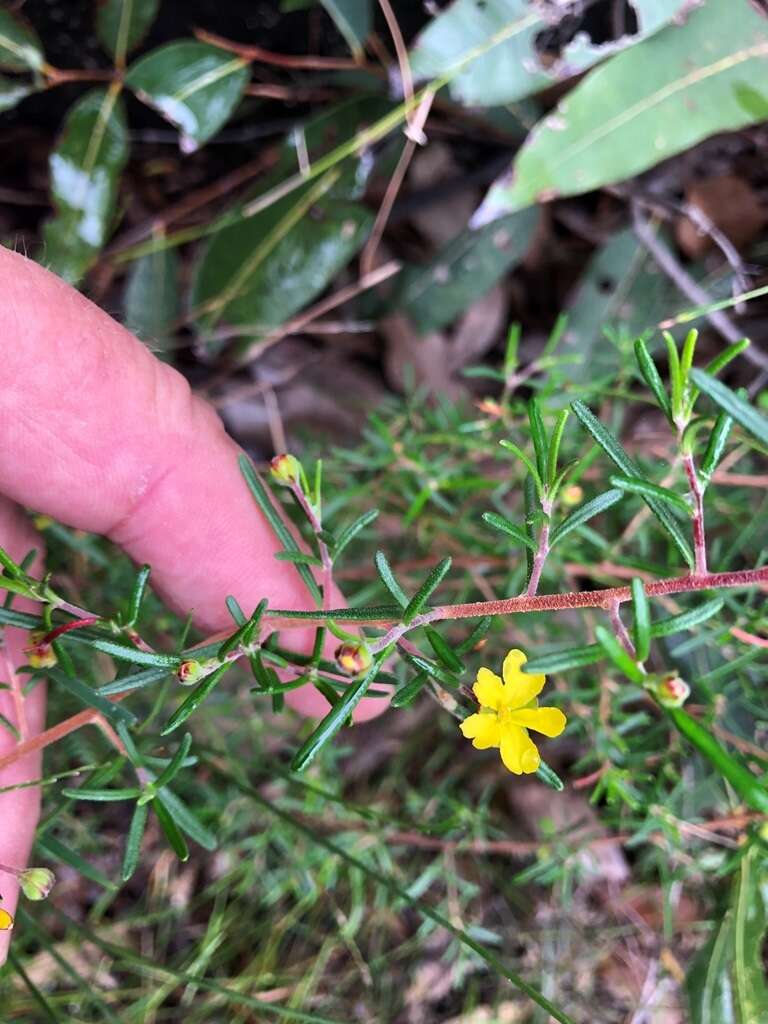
xmin=500 ymin=440 xmax=542 ymax=496
xmin=126 ymin=564 xmax=151 ymax=627
xmin=527 ymin=398 xmax=548 ymax=482
xmin=0 ymin=545 xmax=22 ymax=577
xmin=153 ymin=797 xmax=190 ymax=861
xmin=456 ymin=617 xmax=492 ymax=655
xmin=121 ymin=801 xmax=149 ymax=881
xmin=390 ymin=672 xmax=429 ymax=708
xmin=154 ymin=787 xmax=217 ymax=850
xmin=650 ymin=597 xmax=724 ymax=637
xmin=7 ymin=951 xmax=61 ymax=1022
xmin=571 ymin=401 xmax=694 ymax=566
xmin=631 ymin=579 xmax=650 ymax=662
xmin=291 ymin=647 xmax=391 ymax=772
xmin=609 ymin=474 xmax=691 ymax=515
xmin=152 ymin=733 xmax=193 ymax=792
xmin=240 ymin=455 xmax=323 ymax=604
xmin=161 ymin=662 xmax=231 ymax=735
xmin=403 ymin=557 xmax=452 ymax=625
xmin=274 ymin=550 xmax=323 ymax=566
xmin=268 ymin=604 xmax=402 ymax=623
xmin=61 ymin=787 xmax=141 ymax=802
xmin=523 ymin=474 xmax=537 ymax=586
xmin=634 ymin=338 xmax=673 ymax=423
xmin=687 ymin=843 xmax=768 ymax=1023
xmin=524 ymin=643 xmax=603 ymax=674
xmin=76 ymin=636 xmax=180 ymax=668
xmin=549 ymin=489 xmax=623 ymax=548
xmin=225 ymin=596 xmax=247 ymax=626
xmin=36 ymin=835 xmax=117 ymax=891
xmin=48 ymin=668 xmax=136 ymax=726
xmin=97 ymin=665 xmax=170 ymax=696
xmin=546 ymin=409 xmax=569 ymax=488
xmin=703 ymin=337 xmax=750 ymax=379
xmin=535 ymin=759 xmax=564 ymax=792
xmin=374 ymin=550 xmax=408 ymax=608
xmin=594 ymin=626 xmax=645 ymax=683
xmin=700 ymin=412 xmax=733 ymax=485
xmin=425 ymin=627 xmax=464 ymax=673
xmin=481 ymin=511 xmax=537 ymax=552
xmin=666 ymin=708 xmax=768 ymax=814
xmin=402 ymin=652 xmax=459 ymax=687
xmin=334 ymin=509 xmax=379 ymax=559
xmin=690 ymin=369 xmax=768 ymax=447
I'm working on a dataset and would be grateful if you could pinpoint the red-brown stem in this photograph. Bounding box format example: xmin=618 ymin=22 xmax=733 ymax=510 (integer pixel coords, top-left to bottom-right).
xmin=683 ymin=452 xmax=708 ymax=576
xmin=290 ymin=483 xmax=333 ymax=612
xmin=40 ymin=617 xmax=100 ymax=645
xmin=526 ymin=518 xmax=550 ymax=597
xmin=194 ymin=28 xmax=366 ymax=70
xmin=267 ymin=566 xmax=768 ymax=629
xmin=609 ymin=599 xmax=636 ymax=658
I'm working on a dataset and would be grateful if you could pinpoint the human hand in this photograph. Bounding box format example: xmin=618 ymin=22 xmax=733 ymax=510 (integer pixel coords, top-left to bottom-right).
xmin=0 ymin=246 xmax=383 ymax=962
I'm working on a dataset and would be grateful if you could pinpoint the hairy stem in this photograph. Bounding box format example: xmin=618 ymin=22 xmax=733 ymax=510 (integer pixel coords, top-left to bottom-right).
xmin=609 ymin=600 xmax=636 ymax=658
xmin=526 ymin=508 xmax=551 ymax=597
xmin=683 ymin=452 xmax=708 ymax=576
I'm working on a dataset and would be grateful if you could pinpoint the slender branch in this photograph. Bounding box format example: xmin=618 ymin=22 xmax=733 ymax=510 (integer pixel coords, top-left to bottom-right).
xmin=194 ymin=28 xmax=365 ymax=70
xmin=526 ymin=500 xmax=552 ymax=597
xmin=682 ymin=453 xmax=708 ymax=576
xmin=609 ymin=600 xmax=636 ymax=658
xmin=267 ymin=566 xmax=768 ymax=630
xmin=290 ymin=483 xmax=333 ymax=611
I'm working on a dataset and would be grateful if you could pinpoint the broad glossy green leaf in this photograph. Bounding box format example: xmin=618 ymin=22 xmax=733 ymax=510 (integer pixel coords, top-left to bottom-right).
xmin=0 ymin=7 xmax=43 ymax=70
xmin=474 ymin=0 xmax=768 ymax=221
xmin=320 ymin=0 xmax=371 ymax=59
xmin=410 ymin=0 xmax=688 ymax=107
xmin=95 ymin=0 xmax=159 ymax=62
xmin=0 ymin=74 xmax=34 ymax=112
xmin=395 ymin=207 xmax=540 ymax=332
xmin=690 ymin=369 xmax=768 ymax=447
xmin=123 ymin=247 xmax=179 ymax=351
xmin=43 ymin=88 xmax=128 ymax=284
xmin=687 ymin=844 xmax=768 ymax=1024
xmin=126 ymin=41 xmax=249 ymax=151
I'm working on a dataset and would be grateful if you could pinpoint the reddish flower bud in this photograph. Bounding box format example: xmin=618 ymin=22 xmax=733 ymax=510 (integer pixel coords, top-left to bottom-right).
xmin=335 ymin=642 xmax=372 ymax=676
xmin=25 ymin=630 xmax=57 ymax=670
xmin=270 ymin=453 xmax=302 ymax=487
xmin=656 ymin=674 xmax=690 ymax=708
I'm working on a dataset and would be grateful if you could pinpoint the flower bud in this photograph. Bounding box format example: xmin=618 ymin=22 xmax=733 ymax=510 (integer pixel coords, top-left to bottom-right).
xmin=655 ymin=674 xmax=690 ymax=708
xmin=25 ymin=630 xmax=57 ymax=670
xmin=177 ymin=659 xmax=216 ymax=685
xmin=335 ymin=642 xmax=372 ymax=676
xmin=561 ymin=485 xmax=584 ymax=507
xmin=270 ymin=453 xmax=302 ymax=487
xmin=19 ymin=867 xmax=55 ymax=901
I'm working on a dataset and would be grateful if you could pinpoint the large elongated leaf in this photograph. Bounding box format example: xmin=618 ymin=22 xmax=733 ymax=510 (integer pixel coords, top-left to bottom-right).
xmin=126 ymin=41 xmax=250 ymax=151
xmin=320 ymin=0 xmax=371 ymax=60
xmin=474 ymin=0 xmax=768 ymax=222
xmin=0 ymin=74 xmax=34 ymax=112
xmin=123 ymin=247 xmax=179 ymax=351
xmin=42 ymin=88 xmax=129 ymax=284
xmin=95 ymin=0 xmax=160 ymax=62
xmin=687 ymin=843 xmax=768 ymax=1023
xmin=0 ymin=8 xmax=43 ymax=71
xmin=409 ymin=0 xmax=688 ymax=107
xmin=190 ymin=97 xmax=390 ymax=341
xmin=395 ymin=206 xmax=540 ymax=333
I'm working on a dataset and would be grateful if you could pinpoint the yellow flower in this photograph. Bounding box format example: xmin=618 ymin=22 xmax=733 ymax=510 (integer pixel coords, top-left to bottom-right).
xmin=0 ymin=907 xmax=13 ymax=930
xmin=459 ymin=649 xmax=566 ymax=775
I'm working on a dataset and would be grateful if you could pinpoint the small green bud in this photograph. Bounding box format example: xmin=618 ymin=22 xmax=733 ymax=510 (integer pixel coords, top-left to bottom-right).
xmin=177 ymin=658 xmax=217 ymax=685
xmin=270 ymin=453 xmax=302 ymax=487
xmin=654 ymin=674 xmax=690 ymax=708
xmin=19 ymin=867 xmax=55 ymax=901
xmin=25 ymin=630 xmax=57 ymax=670
xmin=335 ymin=642 xmax=372 ymax=676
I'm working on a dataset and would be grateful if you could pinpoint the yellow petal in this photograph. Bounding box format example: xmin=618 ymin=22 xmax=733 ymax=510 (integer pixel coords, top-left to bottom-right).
xmin=499 ymin=725 xmax=540 ymax=775
xmin=459 ymin=712 xmax=502 ymax=750
xmin=508 ymin=707 xmax=566 ymax=737
xmin=473 ymin=667 xmax=505 ymax=710
xmin=0 ymin=908 xmax=14 ymax=930
xmin=501 ymin=649 xmax=546 ymax=709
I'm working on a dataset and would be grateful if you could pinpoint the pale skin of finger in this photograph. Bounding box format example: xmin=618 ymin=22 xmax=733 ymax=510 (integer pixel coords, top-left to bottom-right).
xmin=0 ymin=246 xmax=384 ymax=719
xmin=0 ymin=247 xmax=387 ymax=962
xmin=0 ymin=498 xmax=46 ymax=964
